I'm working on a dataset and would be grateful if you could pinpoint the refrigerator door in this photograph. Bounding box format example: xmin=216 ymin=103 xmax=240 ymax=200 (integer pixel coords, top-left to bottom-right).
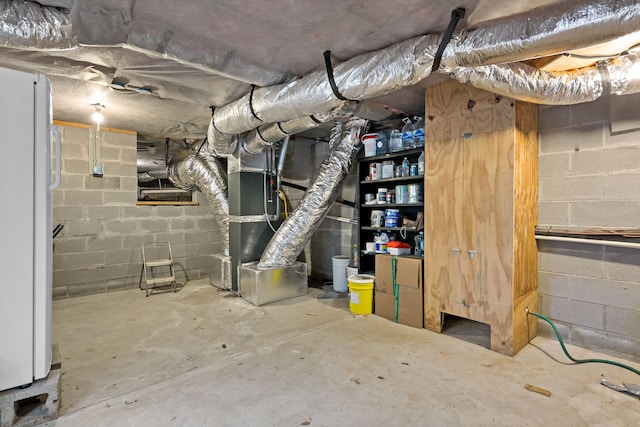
xmin=0 ymin=67 xmax=36 ymax=390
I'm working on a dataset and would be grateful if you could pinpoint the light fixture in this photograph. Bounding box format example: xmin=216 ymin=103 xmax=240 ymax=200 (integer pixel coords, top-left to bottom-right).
xmin=89 ymin=103 xmax=105 ymax=177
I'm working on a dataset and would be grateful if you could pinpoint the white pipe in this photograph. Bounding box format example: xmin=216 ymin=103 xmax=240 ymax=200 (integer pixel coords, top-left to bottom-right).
xmin=535 ymin=234 xmax=640 ymax=249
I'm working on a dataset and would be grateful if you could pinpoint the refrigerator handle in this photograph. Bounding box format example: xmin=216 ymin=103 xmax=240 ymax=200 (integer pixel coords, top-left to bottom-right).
xmin=49 ymin=124 xmax=61 ymax=190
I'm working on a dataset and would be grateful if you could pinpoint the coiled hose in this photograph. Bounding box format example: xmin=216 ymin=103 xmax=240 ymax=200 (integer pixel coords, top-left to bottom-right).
xmin=527 ymin=310 xmax=640 ymax=377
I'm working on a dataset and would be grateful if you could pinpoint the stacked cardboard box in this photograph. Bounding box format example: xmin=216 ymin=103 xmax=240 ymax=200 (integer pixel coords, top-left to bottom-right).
xmin=374 ymin=254 xmax=423 ymax=328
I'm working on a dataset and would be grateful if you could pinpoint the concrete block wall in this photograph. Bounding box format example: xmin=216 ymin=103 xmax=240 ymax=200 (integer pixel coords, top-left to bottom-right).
xmin=281 ymin=136 xmax=358 ymax=279
xmin=53 ymin=125 xmax=221 ymax=299
xmin=538 ymin=93 xmax=640 ymax=361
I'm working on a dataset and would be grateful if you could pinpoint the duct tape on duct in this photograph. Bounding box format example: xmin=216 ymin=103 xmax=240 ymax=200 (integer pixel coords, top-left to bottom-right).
xmin=168 ymin=151 xmax=230 ymax=256
xmin=257 ymin=117 xmax=368 ymax=270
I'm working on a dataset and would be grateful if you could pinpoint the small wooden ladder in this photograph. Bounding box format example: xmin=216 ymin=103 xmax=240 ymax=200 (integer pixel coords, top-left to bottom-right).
xmin=139 ymin=242 xmax=176 ymax=297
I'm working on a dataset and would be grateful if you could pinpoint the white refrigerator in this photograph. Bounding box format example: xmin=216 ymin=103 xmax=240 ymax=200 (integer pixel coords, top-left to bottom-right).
xmin=0 ymin=67 xmax=60 ymax=391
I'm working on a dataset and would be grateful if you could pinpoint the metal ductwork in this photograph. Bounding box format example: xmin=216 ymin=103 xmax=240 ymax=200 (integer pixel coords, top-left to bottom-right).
xmin=441 ymin=0 xmax=640 ymax=70
xmin=257 ymin=117 xmax=368 ymax=270
xmin=449 ymin=54 xmax=640 ymax=105
xmin=167 ymin=151 xmax=229 ymax=256
xmin=137 ymin=170 xmax=168 ymax=182
xmin=0 ymin=1 xmax=76 ymax=49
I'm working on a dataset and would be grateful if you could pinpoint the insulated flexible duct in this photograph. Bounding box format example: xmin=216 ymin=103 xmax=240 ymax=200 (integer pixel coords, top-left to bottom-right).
xmin=167 ymin=151 xmax=229 ymax=256
xmin=450 ymin=54 xmax=640 ymax=105
xmin=441 ymin=0 xmax=640 ymax=70
xmin=242 ymin=101 xmax=356 ymax=154
xmin=0 ymin=0 xmax=77 ymax=49
xmin=257 ymin=117 xmax=367 ymax=270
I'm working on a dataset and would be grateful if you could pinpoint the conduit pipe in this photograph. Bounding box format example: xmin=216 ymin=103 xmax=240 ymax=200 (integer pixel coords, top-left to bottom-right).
xmin=167 ymin=151 xmax=229 ymax=256
xmin=535 ymin=234 xmax=640 ymax=250
xmin=258 ymin=117 xmax=367 ymax=270
xmin=449 ymin=54 xmax=640 ymax=105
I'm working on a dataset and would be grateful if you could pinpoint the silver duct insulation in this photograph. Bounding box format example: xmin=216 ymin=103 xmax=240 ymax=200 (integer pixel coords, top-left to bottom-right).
xmin=0 ymin=0 xmax=77 ymax=49
xmin=450 ymin=54 xmax=640 ymax=105
xmin=441 ymin=0 xmax=640 ymax=69
xmin=257 ymin=117 xmax=368 ymax=270
xmin=210 ymin=34 xmax=440 ymax=139
xmin=168 ymin=152 xmax=230 ymax=256
xmin=137 ymin=170 xmax=169 ymax=182
xmin=207 ymin=125 xmax=240 ymax=156
xmin=242 ymin=101 xmax=356 ymax=154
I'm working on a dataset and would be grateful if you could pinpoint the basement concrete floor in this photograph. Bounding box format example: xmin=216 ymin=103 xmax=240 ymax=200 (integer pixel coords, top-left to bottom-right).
xmin=44 ymin=279 xmax=639 ymax=426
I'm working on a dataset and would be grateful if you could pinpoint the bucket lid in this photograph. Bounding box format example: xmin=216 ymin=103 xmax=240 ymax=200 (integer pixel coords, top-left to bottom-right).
xmin=348 ymin=274 xmax=375 ymax=283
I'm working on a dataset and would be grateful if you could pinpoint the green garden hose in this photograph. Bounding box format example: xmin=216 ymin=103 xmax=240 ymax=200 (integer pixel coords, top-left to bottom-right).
xmin=527 ymin=310 xmax=640 ymax=377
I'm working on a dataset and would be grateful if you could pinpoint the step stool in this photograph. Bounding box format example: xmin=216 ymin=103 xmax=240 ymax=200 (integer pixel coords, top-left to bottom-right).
xmin=0 ymin=344 xmax=61 ymax=427
xmin=139 ymin=242 xmax=177 ymax=297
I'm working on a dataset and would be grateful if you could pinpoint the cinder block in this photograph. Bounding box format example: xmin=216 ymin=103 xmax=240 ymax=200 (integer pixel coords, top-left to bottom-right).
xmin=121 ymin=234 xmax=150 ymax=249
xmin=64 ymin=251 xmax=105 ymax=269
xmin=156 ymin=206 xmax=182 ymax=217
xmin=0 ymin=347 xmax=61 ymax=426
xmin=52 ymin=254 xmax=64 ymax=271
xmin=185 ymin=231 xmax=210 ymax=244
xmin=569 ymin=96 xmax=609 ymax=126
xmin=121 ymin=206 xmax=155 ymax=218
xmin=537 ymin=272 xmax=569 ymax=298
xmin=106 ymin=220 xmax=138 ymax=234
xmin=63 ymin=158 xmax=89 ymax=174
xmin=535 ymin=316 xmax=570 ymax=341
xmin=139 ymin=219 xmax=169 ymax=233
xmin=64 ymin=190 xmax=102 ymax=206
xmin=537 ymin=201 xmax=570 ymax=226
xmin=63 ymin=221 xmax=103 ymax=237
xmin=61 ymin=125 xmax=88 ymax=141
xmin=570 ymin=325 xmax=640 ymax=362
xmin=60 ymin=142 xmax=87 ymax=159
xmin=603 ymin=172 xmax=640 ymax=200
xmin=572 ymin=145 xmax=640 ymax=176
xmin=170 ymin=243 xmax=198 ymax=258
xmin=539 ymin=294 xmax=605 ymax=330
xmin=100 ymin=145 xmax=120 ymax=161
xmin=605 ymin=307 xmax=640 ymax=339
xmin=60 ymin=174 xmax=85 ymax=190
xmin=539 ymin=175 xmax=604 ymax=201
xmin=196 ymin=218 xmax=218 ymax=231
xmin=85 ymin=235 xmax=122 ymax=251
xmin=569 ymin=276 xmax=640 ymax=311
xmin=53 ymin=206 xmax=84 ymax=221
xmin=52 ymin=237 xmax=85 ymax=254
xmin=102 ymin=161 xmax=135 ymax=177
xmin=539 ymin=123 xmax=603 ymax=154
xmin=538 ymin=104 xmax=571 ymax=132
xmin=52 ymin=285 xmax=68 ymax=300
xmin=85 ymin=206 xmax=121 ymax=221
xmin=169 ymin=218 xmax=196 ymax=231
xmin=84 ymin=176 xmax=121 ymax=191
xmin=101 ymin=131 xmax=135 ymax=148
xmin=604 ymin=246 xmax=640 ymax=282
xmin=65 ymin=281 xmax=106 ymax=298
xmin=155 ymin=232 xmax=185 ymax=244
xmin=53 ymin=268 xmax=93 ymax=287
xmin=570 ymin=201 xmax=640 ymax=227
xmin=537 ymin=240 xmax=604 ymax=278
xmin=53 ymin=191 xmax=64 ymax=207
xmin=104 ymin=248 xmax=139 ymax=265
xmin=103 ymin=191 xmax=136 ymax=206
xmin=120 ymin=177 xmax=138 ymax=192
xmin=605 ymin=126 xmax=640 ymax=146
xmin=184 ymin=255 xmax=212 ymax=270
xmin=196 ymin=242 xmax=218 ymax=255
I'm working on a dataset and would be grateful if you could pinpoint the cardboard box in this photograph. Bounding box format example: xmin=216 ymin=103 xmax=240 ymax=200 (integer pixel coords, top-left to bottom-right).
xmin=374 ymin=254 xmax=423 ymax=328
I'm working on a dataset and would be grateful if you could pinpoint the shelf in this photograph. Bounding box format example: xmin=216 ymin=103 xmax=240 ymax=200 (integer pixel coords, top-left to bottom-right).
xmin=360 ymin=203 xmax=423 ymax=209
xmin=358 ymin=147 xmax=424 ymax=162
xmin=361 ymin=226 xmax=421 ymax=232
xmin=360 ymin=175 xmax=423 ymax=185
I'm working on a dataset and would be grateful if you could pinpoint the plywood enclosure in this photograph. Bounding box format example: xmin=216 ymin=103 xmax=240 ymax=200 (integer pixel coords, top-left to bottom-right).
xmin=424 ymin=80 xmax=538 ymax=356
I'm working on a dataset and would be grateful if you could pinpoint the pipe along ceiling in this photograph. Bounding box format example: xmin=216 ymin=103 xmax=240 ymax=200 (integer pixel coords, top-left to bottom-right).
xmin=2 ymin=0 xmax=639 ymax=267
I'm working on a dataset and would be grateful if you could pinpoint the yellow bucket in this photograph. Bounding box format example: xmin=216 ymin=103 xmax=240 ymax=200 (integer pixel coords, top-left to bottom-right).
xmin=348 ymin=274 xmax=375 ymax=315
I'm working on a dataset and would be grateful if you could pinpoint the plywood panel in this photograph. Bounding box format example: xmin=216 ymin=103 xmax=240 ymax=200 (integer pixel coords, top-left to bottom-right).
xmin=424 ymin=136 xmax=464 ymax=332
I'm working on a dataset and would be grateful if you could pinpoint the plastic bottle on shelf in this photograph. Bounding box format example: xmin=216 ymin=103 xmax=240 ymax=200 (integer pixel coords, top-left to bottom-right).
xmin=414 ymin=231 xmax=424 ymax=256
xmin=401 ymin=157 xmax=410 ymax=177
xmin=413 ymin=116 xmax=425 ymax=147
xmin=418 ymin=151 xmax=425 ymax=176
xmin=401 ymin=117 xmax=414 ymax=150
xmin=350 ymin=243 xmax=359 ymax=268
xmin=389 ymin=129 xmax=403 ymax=152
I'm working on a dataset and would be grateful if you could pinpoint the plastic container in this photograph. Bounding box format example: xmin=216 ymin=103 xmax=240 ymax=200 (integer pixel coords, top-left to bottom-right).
xmin=401 ymin=157 xmax=410 ymax=177
xmin=376 ymin=188 xmax=387 ymax=204
xmin=362 ymin=133 xmax=378 ymax=157
xmin=413 ymin=116 xmax=425 ymax=147
xmin=414 ymin=232 xmax=424 ymax=256
xmin=401 ymin=117 xmax=414 ymax=150
xmin=389 ymin=129 xmax=403 ymax=152
xmin=348 ymin=274 xmax=375 ymax=315
xmin=375 ymin=132 xmax=389 ymax=155
xmin=418 ymin=152 xmax=424 ymax=176
xmin=332 ymin=255 xmax=350 ymax=292
xmin=407 ymin=183 xmax=422 ymax=203
xmin=350 ymin=243 xmax=359 ymax=268
xmin=384 ymin=209 xmax=400 ymax=227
